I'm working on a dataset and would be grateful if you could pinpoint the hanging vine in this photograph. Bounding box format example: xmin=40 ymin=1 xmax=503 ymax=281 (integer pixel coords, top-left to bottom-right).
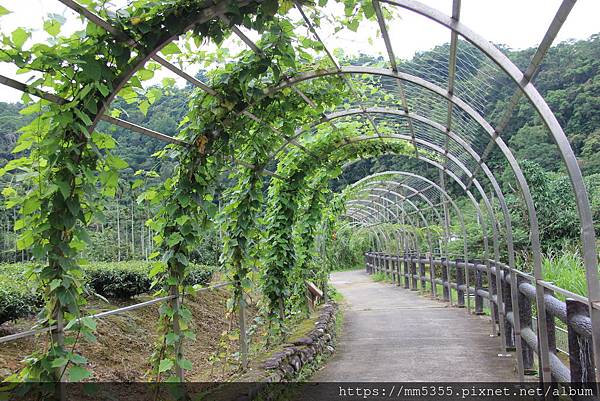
xmin=0 ymin=0 xmax=400 ymax=386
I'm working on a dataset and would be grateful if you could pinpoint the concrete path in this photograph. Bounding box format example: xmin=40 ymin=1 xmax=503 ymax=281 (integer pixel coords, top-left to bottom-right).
xmin=312 ymin=270 xmax=518 ymax=382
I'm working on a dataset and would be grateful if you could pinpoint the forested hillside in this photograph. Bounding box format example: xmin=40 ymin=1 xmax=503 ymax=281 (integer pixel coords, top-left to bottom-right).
xmin=1 ymin=35 xmax=599 ymax=177
xmin=1 ymin=35 xmax=599 ymax=261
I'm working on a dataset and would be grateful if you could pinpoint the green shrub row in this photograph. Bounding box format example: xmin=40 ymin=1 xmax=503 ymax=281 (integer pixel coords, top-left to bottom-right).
xmin=0 ymin=261 xmax=215 ymax=325
xmin=0 ymin=274 xmax=44 ymax=328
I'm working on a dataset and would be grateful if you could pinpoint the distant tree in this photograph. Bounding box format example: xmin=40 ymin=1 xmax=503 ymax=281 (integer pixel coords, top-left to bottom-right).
xmin=508 ymin=125 xmax=562 ymax=171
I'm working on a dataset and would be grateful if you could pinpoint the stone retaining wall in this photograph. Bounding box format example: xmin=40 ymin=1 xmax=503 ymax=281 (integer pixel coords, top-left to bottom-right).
xmin=223 ymin=301 xmax=339 ymax=401
xmin=262 ymin=301 xmax=338 ymax=382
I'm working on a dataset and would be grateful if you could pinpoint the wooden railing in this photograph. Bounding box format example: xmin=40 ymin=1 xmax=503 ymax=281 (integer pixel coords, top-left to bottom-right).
xmin=365 ymin=252 xmax=596 ymax=387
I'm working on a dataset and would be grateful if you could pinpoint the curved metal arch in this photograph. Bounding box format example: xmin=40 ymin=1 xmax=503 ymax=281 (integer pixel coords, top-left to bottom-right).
xmin=345 ymin=212 xmax=388 ymax=250
xmin=341 ymin=220 xmax=392 ymax=252
xmin=347 ymin=169 xmax=498 ymax=334
xmin=79 ymin=0 xmax=256 ymax=132
xmin=362 ymin=186 xmax=442 ymax=254
xmin=358 ymin=223 xmax=386 ymax=252
xmin=351 ymin=191 xmax=436 ymax=260
xmin=345 ymin=213 xmax=419 ymax=255
xmin=354 ymin=188 xmax=437 ymax=242
xmin=265 ymin=66 xmax=561 ymax=366
xmin=263 ymin=75 xmax=530 ymax=358
xmin=379 ymin=0 xmax=600 ymax=380
xmin=342 ymin=220 xmax=409 ymax=254
xmin=347 ymin=220 xmax=388 ymax=252
xmin=352 ymin=176 xmax=472 ymax=306
xmin=346 ymin=198 xmax=424 ymax=252
xmin=343 ymin=156 xmax=495 ymax=277
xmin=351 ymin=187 xmax=441 ymax=293
xmin=270 ymin=106 xmax=518 ymax=297
xmin=345 ymin=208 xmax=411 ymax=252
xmin=297 ymin=105 xmax=518 ymax=277
xmin=345 ymin=200 xmax=421 ymax=245
xmin=356 ymin=182 xmax=459 ymax=258
xmin=22 ymin=0 xmax=595 ymax=381
xmin=340 ymin=134 xmax=501 ymax=244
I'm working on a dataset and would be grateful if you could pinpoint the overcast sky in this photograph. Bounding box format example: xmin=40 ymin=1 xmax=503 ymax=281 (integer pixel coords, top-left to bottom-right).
xmin=0 ymin=0 xmax=599 ymax=103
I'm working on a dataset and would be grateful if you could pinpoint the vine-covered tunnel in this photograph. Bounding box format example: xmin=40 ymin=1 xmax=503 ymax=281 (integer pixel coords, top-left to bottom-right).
xmin=0 ymin=0 xmax=598 ymax=395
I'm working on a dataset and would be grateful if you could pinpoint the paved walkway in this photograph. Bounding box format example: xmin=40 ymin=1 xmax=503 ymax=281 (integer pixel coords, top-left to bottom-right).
xmin=312 ymin=270 xmax=519 ymax=382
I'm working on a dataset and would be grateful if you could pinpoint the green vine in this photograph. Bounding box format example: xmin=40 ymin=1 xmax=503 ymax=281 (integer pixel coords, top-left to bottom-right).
xmin=0 ymin=0 xmax=400 ymax=386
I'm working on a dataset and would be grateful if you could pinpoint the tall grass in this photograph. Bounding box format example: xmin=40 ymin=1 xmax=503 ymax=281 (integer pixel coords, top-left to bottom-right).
xmin=541 ymin=249 xmax=587 ymax=297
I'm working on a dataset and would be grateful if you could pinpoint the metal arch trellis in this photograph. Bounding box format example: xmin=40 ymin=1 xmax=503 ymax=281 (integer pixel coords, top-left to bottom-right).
xmin=344 ymin=208 xmax=403 ymax=252
xmin=340 ymin=220 xmax=389 ymax=252
xmin=259 ymin=66 xmax=561 ymax=363
xmin=348 ymin=174 xmax=470 ymax=308
xmin=355 ymin=191 xmax=436 ymax=256
xmin=0 ymin=0 xmax=597 ymax=387
xmin=378 ymin=0 xmax=599 ymax=380
xmin=340 ymin=164 xmax=522 ymax=374
xmin=348 ymin=184 xmax=448 ymax=298
xmin=344 ymin=207 xmax=420 ymax=256
xmin=327 ymin=107 xmax=524 ymax=346
xmin=346 ymin=194 xmax=431 ymax=251
xmin=0 ymin=0 xmax=577 ymax=285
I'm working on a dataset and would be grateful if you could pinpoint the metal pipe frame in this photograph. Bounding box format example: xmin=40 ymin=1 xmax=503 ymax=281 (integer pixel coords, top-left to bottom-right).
xmin=267 ymin=104 xmax=521 ymax=339
xmin=346 ymin=199 xmax=425 ymax=253
xmin=0 ymin=3 xmax=554 ymax=355
xmin=345 ymin=214 xmax=387 ymax=251
xmin=340 ymin=220 xmax=396 ymax=249
xmin=350 ymin=174 xmax=472 ymax=308
xmin=343 ymin=158 xmax=504 ymax=345
xmin=348 ymin=202 xmax=416 ymax=253
xmin=380 ymin=0 xmax=598 ymax=381
xmin=0 ymin=0 xmax=595 ymax=384
xmin=353 ymin=185 xmax=445 ymax=294
xmin=363 ymin=185 xmax=456 ymax=290
xmin=320 ymin=106 xmax=520 ymax=309
xmin=345 ymin=210 xmax=408 ymax=253
xmin=357 ymin=187 xmax=437 ymax=255
xmin=261 ymin=67 xmax=564 ymax=368
xmin=351 ymin=191 xmax=436 ymax=266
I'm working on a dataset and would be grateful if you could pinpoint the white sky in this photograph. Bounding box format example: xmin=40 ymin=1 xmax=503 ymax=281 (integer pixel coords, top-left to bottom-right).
xmin=0 ymin=0 xmax=599 ymax=103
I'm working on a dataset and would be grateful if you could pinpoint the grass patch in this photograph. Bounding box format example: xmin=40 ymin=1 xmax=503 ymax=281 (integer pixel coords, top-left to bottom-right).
xmin=329 ymin=287 xmax=344 ymax=303
xmin=371 ymin=272 xmax=388 ymax=282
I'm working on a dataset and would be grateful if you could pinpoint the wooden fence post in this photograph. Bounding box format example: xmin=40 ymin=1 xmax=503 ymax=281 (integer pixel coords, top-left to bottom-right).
xmin=544 ymin=288 xmax=557 ymax=355
xmin=429 ymin=254 xmax=436 ymax=298
xmin=419 ymin=258 xmax=426 ymax=291
xmin=442 ymin=258 xmax=450 ymax=302
xmin=490 ymin=265 xmax=499 ymax=328
xmin=502 ymin=267 xmax=515 ymax=350
xmin=385 ymin=255 xmax=392 ymax=282
xmin=566 ymin=298 xmax=595 ymax=384
xmin=404 ymin=252 xmax=411 ymax=289
xmin=410 ymin=254 xmax=418 ymax=291
xmin=474 ymin=262 xmax=484 ymax=315
xmin=456 ymin=259 xmax=465 ymax=307
xmin=517 ymin=276 xmax=536 ymax=374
